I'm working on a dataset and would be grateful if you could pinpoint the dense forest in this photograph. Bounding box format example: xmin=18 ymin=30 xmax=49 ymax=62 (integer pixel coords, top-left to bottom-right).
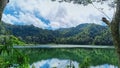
xmin=4 ymin=22 xmax=113 ymax=45
xmin=0 ymin=21 xmax=24 ymax=46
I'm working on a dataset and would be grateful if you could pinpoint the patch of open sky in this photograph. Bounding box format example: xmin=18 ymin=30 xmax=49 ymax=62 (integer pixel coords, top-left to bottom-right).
xmin=4 ymin=5 xmax=20 ymax=18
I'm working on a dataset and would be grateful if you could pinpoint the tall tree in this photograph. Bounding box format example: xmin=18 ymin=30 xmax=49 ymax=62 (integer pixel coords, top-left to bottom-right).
xmin=51 ymin=0 xmax=120 ymax=67
xmin=107 ymin=0 xmax=120 ymax=67
xmin=0 ymin=0 xmax=9 ymax=20
xmin=0 ymin=0 xmax=9 ymax=34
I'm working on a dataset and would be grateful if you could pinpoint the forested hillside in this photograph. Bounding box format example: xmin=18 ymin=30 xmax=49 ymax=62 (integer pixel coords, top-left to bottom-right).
xmin=0 ymin=21 xmax=6 ymax=35
xmin=5 ymin=23 xmax=113 ymax=45
xmin=0 ymin=21 xmax=25 ymax=46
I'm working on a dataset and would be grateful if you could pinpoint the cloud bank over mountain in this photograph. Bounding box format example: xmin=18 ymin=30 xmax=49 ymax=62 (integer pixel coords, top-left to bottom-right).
xmin=2 ymin=0 xmax=114 ymax=29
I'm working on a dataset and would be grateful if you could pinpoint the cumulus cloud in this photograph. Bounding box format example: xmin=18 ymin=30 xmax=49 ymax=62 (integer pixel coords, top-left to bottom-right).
xmin=2 ymin=0 xmax=115 ymax=29
xmin=2 ymin=14 xmax=19 ymax=24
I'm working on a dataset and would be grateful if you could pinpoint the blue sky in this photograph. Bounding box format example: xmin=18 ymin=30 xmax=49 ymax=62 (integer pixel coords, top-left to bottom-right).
xmin=2 ymin=0 xmax=114 ymax=29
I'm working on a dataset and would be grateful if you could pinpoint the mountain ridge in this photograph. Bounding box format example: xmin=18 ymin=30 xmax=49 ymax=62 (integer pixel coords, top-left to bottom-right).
xmin=4 ymin=23 xmax=113 ymax=45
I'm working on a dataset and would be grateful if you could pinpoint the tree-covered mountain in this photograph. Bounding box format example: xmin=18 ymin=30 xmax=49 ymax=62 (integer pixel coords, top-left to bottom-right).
xmin=4 ymin=23 xmax=113 ymax=45
xmin=0 ymin=21 xmax=6 ymax=35
xmin=56 ymin=24 xmax=113 ymax=45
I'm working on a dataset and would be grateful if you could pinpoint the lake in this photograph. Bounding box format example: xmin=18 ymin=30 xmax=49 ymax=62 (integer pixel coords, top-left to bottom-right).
xmin=16 ymin=45 xmax=118 ymax=68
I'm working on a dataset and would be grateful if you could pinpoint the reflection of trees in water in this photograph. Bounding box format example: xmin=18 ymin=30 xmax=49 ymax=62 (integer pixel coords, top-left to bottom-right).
xmin=25 ymin=48 xmax=117 ymax=66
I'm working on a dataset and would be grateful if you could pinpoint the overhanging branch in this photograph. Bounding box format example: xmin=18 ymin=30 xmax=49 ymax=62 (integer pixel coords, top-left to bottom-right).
xmin=102 ymin=17 xmax=110 ymax=26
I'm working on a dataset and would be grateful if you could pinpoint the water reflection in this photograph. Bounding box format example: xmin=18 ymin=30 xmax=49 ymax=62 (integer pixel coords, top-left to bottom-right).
xmin=30 ymin=58 xmax=117 ymax=68
xmin=30 ymin=58 xmax=79 ymax=68
xmin=90 ymin=64 xmax=118 ymax=68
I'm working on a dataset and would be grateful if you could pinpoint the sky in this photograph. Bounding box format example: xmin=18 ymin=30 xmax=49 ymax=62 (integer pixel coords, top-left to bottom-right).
xmin=2 ymin=0 xmax=115 ymax=29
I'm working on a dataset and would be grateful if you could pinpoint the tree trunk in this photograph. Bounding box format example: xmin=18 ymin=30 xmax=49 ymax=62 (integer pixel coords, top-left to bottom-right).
xmin=110 ymin=0 xmax=120 ymax=67
xmin=0 ymin=0 xmax=8 ymax=20
xmin=111 ymin=22 xmax=120 ymax=67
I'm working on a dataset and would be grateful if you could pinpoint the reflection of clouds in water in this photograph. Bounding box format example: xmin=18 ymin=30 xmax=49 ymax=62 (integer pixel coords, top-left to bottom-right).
xmin=41 ymin=62 xmax=50 ymax=68
xmin=30 ymin=58 xmax=79 ymax=68
xmin=90 ymin=64 xmax=118 ymax=68
xmin=31 ymin=59 xmax=118 ymax=68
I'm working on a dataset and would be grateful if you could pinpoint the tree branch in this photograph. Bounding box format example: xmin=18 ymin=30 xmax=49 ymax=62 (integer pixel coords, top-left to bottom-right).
xmin=91 ymin=3 xmax=111 ymax=21
xmin=102 ymin=17 xmax=110 ymax=26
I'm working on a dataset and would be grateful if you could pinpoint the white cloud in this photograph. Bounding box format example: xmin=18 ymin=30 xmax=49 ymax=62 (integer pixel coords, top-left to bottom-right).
xmin=2 ymin=12 xmax=48 ymax=29
xmin=49 ymin=21 xmax=60 ymax=29
xmin=18 ymin=12 xmax=48 ymax=28
xmin=2 ymin=0 xmax=115 ymax=29
xmin=2 ymin=14 xmax=19 ymax=24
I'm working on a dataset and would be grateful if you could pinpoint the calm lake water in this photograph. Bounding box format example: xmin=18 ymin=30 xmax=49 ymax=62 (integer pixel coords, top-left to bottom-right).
xmin=16 ymin=45 xmax=117 ymax=68
xmin=30 ymin=58 xmax=118 ymax=68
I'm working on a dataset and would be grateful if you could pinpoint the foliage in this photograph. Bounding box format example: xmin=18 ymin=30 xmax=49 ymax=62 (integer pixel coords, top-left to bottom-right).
xmin=0 ymin=35 xmax=28 ymax=68
xmin=0 ymin=56 xmax=10 ymax=68
xmin=0 ymin=35 xmax=25 ymax=46
xmin=0 ymin=21 xmax=6 ymax=34
xmin=0 ymin=49 xmax=29 ymax=68
xmin=51 ymin=0 xmax=116 ymax=8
